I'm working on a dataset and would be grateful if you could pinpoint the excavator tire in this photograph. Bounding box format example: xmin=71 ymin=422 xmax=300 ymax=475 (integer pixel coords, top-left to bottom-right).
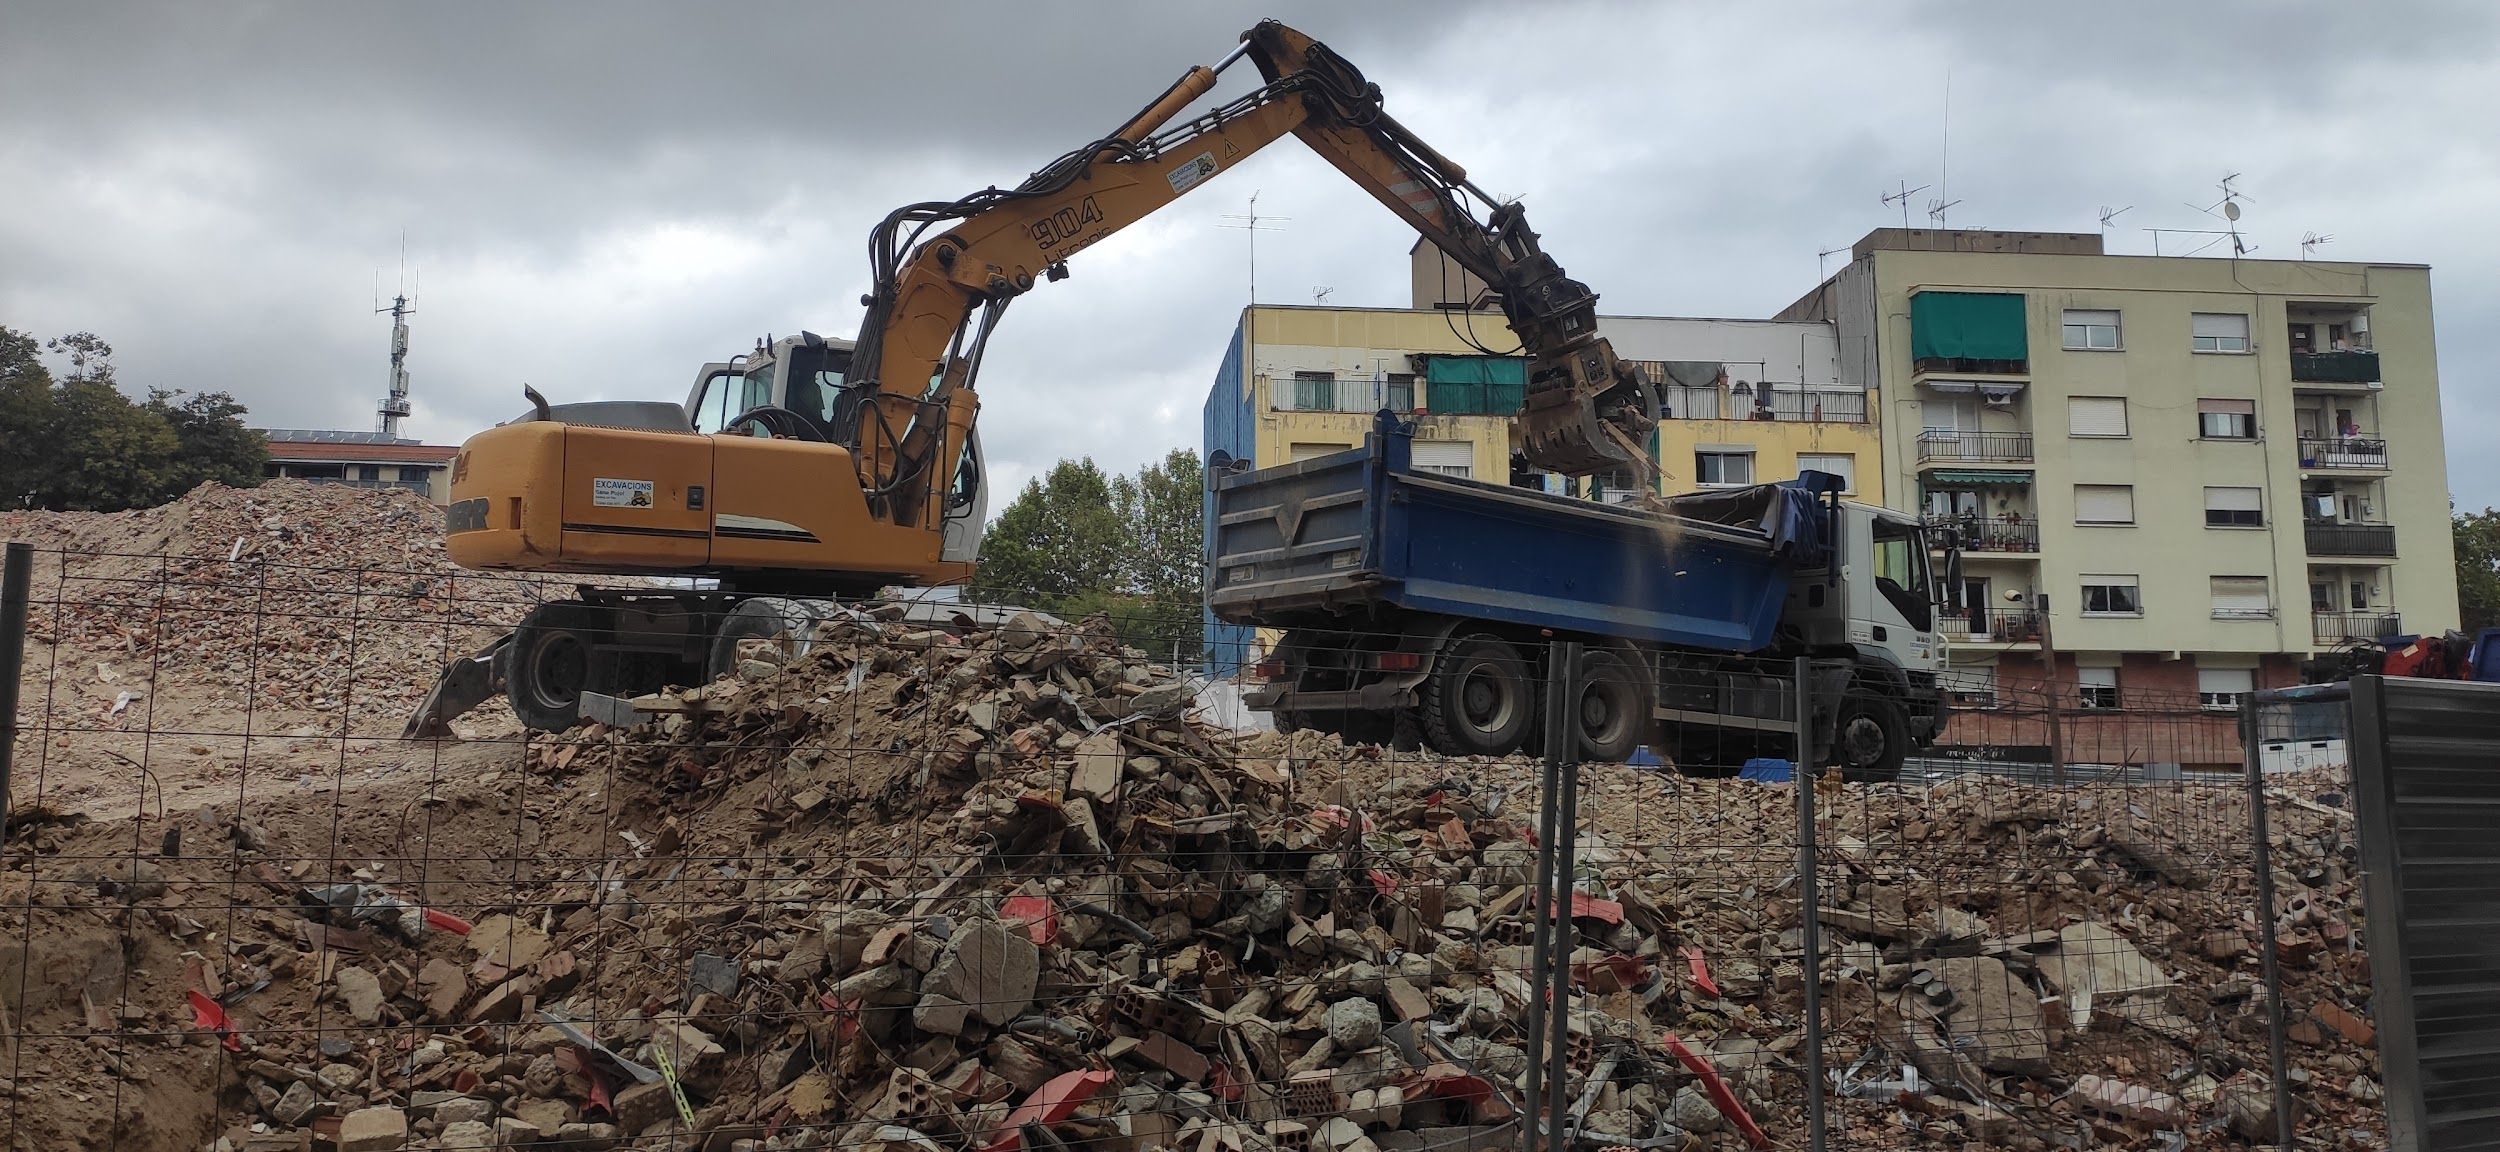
xmin=705 ymin=597 xmax=824 ymax=684
xmin=1422 ymin=634 xmax=1532 ymax=757
xmin=502 ymin=605 xmax=598 ymax=732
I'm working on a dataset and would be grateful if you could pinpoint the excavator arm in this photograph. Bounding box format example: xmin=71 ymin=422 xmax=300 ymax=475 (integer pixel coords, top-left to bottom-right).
xmin=847 ymin=19 xmax=1659 ymax=530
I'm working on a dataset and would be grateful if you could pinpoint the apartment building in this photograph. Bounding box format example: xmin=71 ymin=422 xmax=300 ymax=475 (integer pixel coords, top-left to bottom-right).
xmin=1780 ymin=228 xmax=2456 ymax=715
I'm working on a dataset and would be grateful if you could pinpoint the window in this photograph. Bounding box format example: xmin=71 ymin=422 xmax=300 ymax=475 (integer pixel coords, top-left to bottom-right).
xmin=1288 ymin=371 xmax=1339 ymax=411
xmin=1797 ymin=453 xmax=1856 ymax=492
xmin=2068 ymin=396 xmax=2129 ymax=438
xmin=1921 ymin=398 xmax=1976 ymax=432
xmin=2199 ymin=398 xmax=2256 ymax=439
xmin=2081 ymin=574 xmax=2142 ymax=616
xmin=356 ymin=463 xmax=383 ymax=482
xmin=2349 ymin=580 xmax=2370 ymax=609
xmin=1410 ymin=439 xmax=1474 ymax=479
xmin=2198 ymin=666 xmax=2255 ymax=711
xmin=2310 ymin=581 xmax=2334 ymax=612
xmin=2192 ymin=312 xmax=2251 ymax=353
xmin=2204 ymin=487 xmax=2263 ymax=527
xmin=1385 ymin=373 xmax=1416 ymax=413
xmin=2062 ymin=309 xmax=2121 ymax=350
xmin=2211 ymin=576 xmax=2272 ymax=619
xmin=2077 ymin=666 xmax=2121 ymax=710
xmin=690 ymin=369 xmax=736 ymax=434
xmin=2074 ymin=484 xmax=2136 ymax=525
xmin=1696 ymin=450 xmax=1754 ymax=487
xmin=1946 ymin=665 xmax=1998 ymax=707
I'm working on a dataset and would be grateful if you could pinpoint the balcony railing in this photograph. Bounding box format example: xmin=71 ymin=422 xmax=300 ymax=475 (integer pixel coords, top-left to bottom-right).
xmin=2292 ymin=350 xmax=2380 ymax=384
xmin=1917 ymin=431 xmax=2034 ymax=464
xmin=1925 ymin=514 xmax=2040 ymax=554
xmin=1937 ymin=606 xmax=2043 ymax=643
xmin=2298 ymin=436 xmax=2389 ymax=470
xmin=2313 ymin=611 xmax=2403 ymax=645
xmin=1658 ymin=387 xmax=1868 ymax=424
xmin=2303 ymin=521 xmax=2397 ymax=557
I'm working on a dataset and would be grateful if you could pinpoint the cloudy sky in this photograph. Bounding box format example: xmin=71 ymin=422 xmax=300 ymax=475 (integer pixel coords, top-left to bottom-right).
xmin=3 ymin=1 xmax=2494 ymax=506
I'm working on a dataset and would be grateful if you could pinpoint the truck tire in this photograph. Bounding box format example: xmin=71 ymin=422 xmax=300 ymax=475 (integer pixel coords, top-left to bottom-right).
xmin=1423 ymin=634 xmax=1532 ymax=757
xmin=503 ymin=609 xmax=595 ymax=732
xmin=1832 ymin=692 xmax=1910 ymax=783
xmin=705 ymin=596 xmax=819 ymax=684
xmin=1574 ymin=649 xmax=1648 ymax=762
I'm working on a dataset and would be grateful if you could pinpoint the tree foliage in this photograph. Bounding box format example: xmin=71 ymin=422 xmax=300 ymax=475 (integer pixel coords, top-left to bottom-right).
xmin=2458 ymin=505 xmax=2500 ymax=633
xmin=970 ymin=449 xmax=1207 ymax=660
xmin=0 ymin=325 xmax=267 ymax=511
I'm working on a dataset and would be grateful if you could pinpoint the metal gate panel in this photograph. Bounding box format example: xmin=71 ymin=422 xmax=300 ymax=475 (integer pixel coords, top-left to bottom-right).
xmin=2349 ymin=675 xmax=2500 ymax=1151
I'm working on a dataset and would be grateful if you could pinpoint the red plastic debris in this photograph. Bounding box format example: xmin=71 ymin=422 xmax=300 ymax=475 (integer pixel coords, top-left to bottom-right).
xmin=187 ymin=989 xmax=242 ymax=1052
xmin=1678 ymin=945 xmax=1722 ymax=998
xmin=422 ymin=908 xmax=474 ymax=936
xmin=983 ymin=1068 xmax=1114 ymax=1152
xmin=1368 ymin=868 xmax=1399 ymax=897
xmin=1565 ymin=892 xmax=1624 ymax=924
xmin=1663 ymin=1033 xmax=1771 ymax=1150
xmin=1209 ymin=1059 xmax=1245 ymax=1103
xmin=1001 ymin=895 xmax=1060 ymax=947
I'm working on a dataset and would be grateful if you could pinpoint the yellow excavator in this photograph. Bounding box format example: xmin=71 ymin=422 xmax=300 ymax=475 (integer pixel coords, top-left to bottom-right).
xmin=407 ymin=20 xmax=1660 ymax=736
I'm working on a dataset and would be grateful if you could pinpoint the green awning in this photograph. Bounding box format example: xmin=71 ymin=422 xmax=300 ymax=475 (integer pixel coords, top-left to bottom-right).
xmin=1423 ymin=355 xmax=1527 ymax=415
xmin=1910 ymin=291 xmax=2028 ymax=363
xmin=1926 ymin=469 xmax=2033 ymax=485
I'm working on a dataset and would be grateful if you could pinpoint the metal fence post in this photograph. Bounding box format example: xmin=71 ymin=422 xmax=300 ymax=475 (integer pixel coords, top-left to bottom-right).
xmin=1540 ymin=641 xmax=1584 ymax=1152
xmin=2240 ymin=699 xmax=2296 ymax=1151
xmin=0 ymin=542 xmax=32 ymax=848
xmin=1794 ymin=656 xmax=1828 ymax=1152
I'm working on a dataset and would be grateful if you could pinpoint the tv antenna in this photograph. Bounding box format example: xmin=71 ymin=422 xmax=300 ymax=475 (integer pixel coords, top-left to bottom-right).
xmin=2301 ymin=231 xmax=2335 ymax=260
xmin=374 ymin=234 xmax=417 ymax=438
xmin=1817 ymin=244 xmax=1851 ymax=281
xmin=2188 ymin=173 xmax=2253 ymax=256
xmin=1926 ymin=196 xmax=1963 ymax=228
xmin=1218 ymin=191 xmax=1288 ymax=306
xmin=1312 ymin=286 xmax=1334 ymax=305
xmin=2098 ymin=205 xmax=2132 ymax=243
xmin=1880 ymin=181 xmax=1929 ymax=230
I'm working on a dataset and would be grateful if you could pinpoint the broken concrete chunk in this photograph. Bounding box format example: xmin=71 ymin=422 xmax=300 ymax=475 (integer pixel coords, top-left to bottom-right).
xmin=1325 ymin=997 xmax=1383 ymax=1049
xmin=337 ymin=1106 xmax=407 ymax=1152
xmin=332 ymin=964 xmax=385 ymax=1024
xmin=927 ymin=917 xmax=1040 ymax=1025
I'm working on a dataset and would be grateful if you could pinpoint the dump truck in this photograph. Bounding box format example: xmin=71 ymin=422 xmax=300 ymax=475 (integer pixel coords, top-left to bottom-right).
xmin=1209 ymin=415 xmax=1950 ymax=781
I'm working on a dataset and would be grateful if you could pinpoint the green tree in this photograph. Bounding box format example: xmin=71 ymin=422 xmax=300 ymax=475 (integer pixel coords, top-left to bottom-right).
xmin=1109 ymin=449 xmax=1206 ymax=660
xmin=44 ymin=377 xmax=181 ymax=511
xmin=2458 ymin=505 xmax=2500 ymax=633
xmin=970 ymin=450 xmax=1211 ymax=661
xmin=0 ymin=327 xmax=53 ymax=508
xmin=149 ymin=388 xmax=268 ymax=492
xmin=970 ymin=458 xmax=1124 ymax=605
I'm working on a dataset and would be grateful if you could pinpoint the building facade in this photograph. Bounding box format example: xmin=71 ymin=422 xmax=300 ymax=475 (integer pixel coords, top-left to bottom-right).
xmin=260 ymin=429 xmax=461 ymax=503
xmin=1780 ymin=228 xmax=2456 ymax=723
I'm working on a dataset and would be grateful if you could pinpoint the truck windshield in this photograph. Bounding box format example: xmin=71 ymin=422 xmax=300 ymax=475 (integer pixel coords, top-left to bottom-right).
xmin=1871 ymin=518 xmax=1933 ymax=631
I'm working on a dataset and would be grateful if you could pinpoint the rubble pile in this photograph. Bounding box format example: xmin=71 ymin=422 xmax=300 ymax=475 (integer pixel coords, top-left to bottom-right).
xmin=3 ymin=480 xmax=554 ymax=730
xmin=0 ymin=606 xmax=2384 ymax=1151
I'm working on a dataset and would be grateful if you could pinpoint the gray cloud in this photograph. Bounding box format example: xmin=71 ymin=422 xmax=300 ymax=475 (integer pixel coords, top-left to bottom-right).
xmin=3 ymin=0 xmax=2494 ymax=508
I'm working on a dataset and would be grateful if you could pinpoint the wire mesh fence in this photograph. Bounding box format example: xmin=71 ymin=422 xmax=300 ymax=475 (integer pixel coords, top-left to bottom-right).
xmin=0 ymin=537 xmax=2385 ymax=1151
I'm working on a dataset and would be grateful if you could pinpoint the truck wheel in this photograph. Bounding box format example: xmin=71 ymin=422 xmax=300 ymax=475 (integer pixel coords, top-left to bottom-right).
xmin=1574 ymin=649 xmax=1648 ymax=762
xmin=503 ymin=613 xmax=593 ymax=732
xmin=1423 ymin=635 xmax=1531 ymax=756
xmin=1832 ymin=693 xmax=1910 ymax=783
xmin=705 ymin=597 xmax=819 ymax=683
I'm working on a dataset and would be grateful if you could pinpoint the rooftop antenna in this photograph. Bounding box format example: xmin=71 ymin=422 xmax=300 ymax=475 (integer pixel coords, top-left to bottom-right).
xmin=1936 ymin=68 xmax=1952 ymax=226
xmin=2301 ymin=231 xmax=2334 ymax=260
xmin=1926 ymin=196 xmax=1963 ymax=229
xmin=1880 ymin=181 xmax=1929 ymax=230
xmin=2189 ymin=173 xmax=2253 ymax=256
xmin=1816 ymin=244 xmax=1850 ymax=281
xmin=374 ymin=233 xmax=416 ymax=438
xmin=1312 ymin=285 xmax=1334 ymax=305
xmin=1217 ymin=191 xmax=1288 ymax=306
xmin=2098 ymin=205 xmax=2132 ymax=246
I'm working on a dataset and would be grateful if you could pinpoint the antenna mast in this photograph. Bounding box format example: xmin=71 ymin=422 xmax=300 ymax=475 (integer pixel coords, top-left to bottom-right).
xmin=1880 ymin=181 xmax=1929 ymax=230
xmin=376 ymin=239 xmax=415 ymax=438
xmin=1218 ymin=191 xmax=1288 ymax=306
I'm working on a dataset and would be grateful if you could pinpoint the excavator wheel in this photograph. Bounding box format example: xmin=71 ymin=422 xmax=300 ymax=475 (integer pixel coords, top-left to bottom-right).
xmin=502 ymin=606 xmax=597 ymax=732
xmin=705 ymin=597 xmax=823 ymax=684
xmin=1421 ymin=634 xmax=1532 ymax=757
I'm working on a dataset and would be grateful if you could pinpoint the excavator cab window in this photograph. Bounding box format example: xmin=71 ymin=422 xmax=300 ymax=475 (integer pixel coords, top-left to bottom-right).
xmin=690 ymin=370 xmax=738 ymax=434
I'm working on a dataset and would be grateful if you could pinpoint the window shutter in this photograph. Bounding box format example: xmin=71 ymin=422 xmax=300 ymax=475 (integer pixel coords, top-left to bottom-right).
xmin=2193 ymin=313 xmax=2250 ymax=339
xmin=2205 ymin=487 xmax=2262 ymax=513
xmin=2197 ymin=667 xmax=2255 ymax=696
xmin=2069 ymin=397 xmax=2129 ymax=437
xmin=1797 ymin=453 xmax=1855 ymax=491
xmin=2077 ymin=666 xmax=2117 ymax=690
xmin=2211 ymin=576 xmax=2271 ymax=616
xmin=2074 ymin=484 xmax=2135 ymax=523
xmin=2198 ymin=398 xmax=2255 ymax=416
xmin=1409 ymin=440 xmax=1474 ymax=476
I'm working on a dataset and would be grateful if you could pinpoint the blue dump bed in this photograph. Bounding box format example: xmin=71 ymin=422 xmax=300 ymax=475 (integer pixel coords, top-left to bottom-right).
xmin=1208 ymin=416 xmax=1830 ymax=653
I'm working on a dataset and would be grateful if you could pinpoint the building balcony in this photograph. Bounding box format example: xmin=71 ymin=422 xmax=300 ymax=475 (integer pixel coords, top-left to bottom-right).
xmin=2298 ymin=436 xmax=2389 ymax=471
xmin=1917 ymin=431 xmax=2033 ymax=465
xmin=2303 ymin=521 xmax=2397 ymax=558
xmin=1938 ymin=606 xmax=2043 ymax=645
xmin=1656 ymin=386 xmax=1868 ymax=424
xmin=2291 ymin=350 xmax=2381 ymax=386
xmin=2313 ymin=611 xmax=2402 ymax=646
xmin=1925 ymin=514 xmax=2040 ymax=555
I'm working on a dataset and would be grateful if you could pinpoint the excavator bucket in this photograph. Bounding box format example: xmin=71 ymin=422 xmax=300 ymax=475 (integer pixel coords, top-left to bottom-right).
xmin=401 ymin=634 xmax=510 ymax=740
xmin=1517 ymin=353 xmax=1660 ymax=480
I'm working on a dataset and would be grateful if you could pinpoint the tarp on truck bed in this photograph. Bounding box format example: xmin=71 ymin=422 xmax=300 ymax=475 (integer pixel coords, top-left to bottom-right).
xmin=1655 ymin=471 xmax=1842 ymax=567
